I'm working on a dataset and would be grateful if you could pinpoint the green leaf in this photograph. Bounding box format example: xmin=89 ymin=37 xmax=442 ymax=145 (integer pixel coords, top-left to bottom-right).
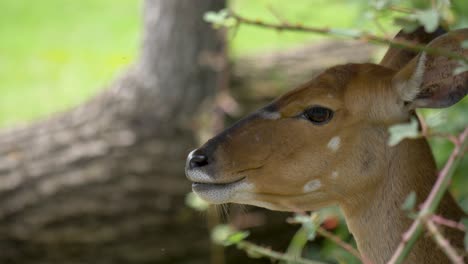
xmin=211 ymin=225 xmax=249 ymax=246
xmin=284 ymin=226 xmax=309 ymax=261
xmin=414 ymin=9 xmax=439 ymax=33
xmin=203 ymin=9 xmax=236 ymax=28
xmin=394 ymin=17 xmax=420 ymax=33
xmin=203 ymin=10 xmax=227 ymax=24
xmin=293 ymin=214 xmax=320 ymax=240
xmin=211 ymin=225 xmax=235 ymax=246
xmin=243 ymin=246 xmax=263 ymax=259
xmin=401 ymin=191 xmax=417 ymax=211
xmin=462 ymin=218 xmax=468 ymax=251
xmin=226 ymin=231 xmax=250 ymax=245
xmin=424 ymin=112 xmax=445 ymax=128
xmin=388 ymin=118 xmax=420 ymax=146
xmin=185 ymin=192 xmax=209 ymax=211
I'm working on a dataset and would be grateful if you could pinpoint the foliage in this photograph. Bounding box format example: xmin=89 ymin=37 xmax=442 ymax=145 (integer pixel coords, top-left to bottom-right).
xmin=388 ymin=118 xmax=420 ymax=146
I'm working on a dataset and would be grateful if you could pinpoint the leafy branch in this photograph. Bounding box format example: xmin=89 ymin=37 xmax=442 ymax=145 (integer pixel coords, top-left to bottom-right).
xmin=387 ymin=127 xmax=468 ymax=264
xmin=287 ymin=212 xmax=372 ymax=264
xmin=210 ymin=224 xmax=326 ymax=264
xmin=317 ymin=226 xmax=372 ymax=264
xmin=204 ymin=9 xmax=468 ymax=64
xmin=237 ymin=240 xmax=325 ymax=264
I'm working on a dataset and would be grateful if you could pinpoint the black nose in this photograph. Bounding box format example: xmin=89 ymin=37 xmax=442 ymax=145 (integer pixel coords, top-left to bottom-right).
xmin=188 ymin=149 xmax=209 ymax=169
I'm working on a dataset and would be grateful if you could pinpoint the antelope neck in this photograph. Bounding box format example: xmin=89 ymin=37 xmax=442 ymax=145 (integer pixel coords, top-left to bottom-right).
xmin=340 ymin=138 xmax=463 ymax=264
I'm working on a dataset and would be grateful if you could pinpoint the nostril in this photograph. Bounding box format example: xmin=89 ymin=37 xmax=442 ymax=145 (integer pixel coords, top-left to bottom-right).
xmin=188 ymin=150 xmax=209 ymax=169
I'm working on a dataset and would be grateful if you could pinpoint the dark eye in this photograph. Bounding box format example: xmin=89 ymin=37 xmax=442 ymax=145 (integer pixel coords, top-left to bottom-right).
xmin=303 ymin=106 xmax=334 ymax=125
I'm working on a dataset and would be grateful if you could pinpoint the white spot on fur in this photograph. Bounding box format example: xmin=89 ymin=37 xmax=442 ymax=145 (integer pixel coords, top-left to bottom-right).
xmin=258 ymin=111 xmax=281 ymax=120
xmin=331 ymin=171 xmax=339 ymax=179
xmin=303 ymin=179 xmax=322 ymax=193
xmin=327 ymin=136 xmax=341 ymax=152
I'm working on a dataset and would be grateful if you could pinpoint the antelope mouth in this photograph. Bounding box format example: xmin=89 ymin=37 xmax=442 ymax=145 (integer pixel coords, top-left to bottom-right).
xmin=191 ymin=177 xmax=246 ymax=190
xmin=189 ymin=176 xmax=251 ymax=204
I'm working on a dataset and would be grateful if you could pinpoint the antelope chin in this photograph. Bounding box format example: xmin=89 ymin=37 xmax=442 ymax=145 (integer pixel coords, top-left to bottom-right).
xmin=190 ymin=177 xmax=252 ymax=204
xmin=185 ymin=162 xmax=255 ymax=204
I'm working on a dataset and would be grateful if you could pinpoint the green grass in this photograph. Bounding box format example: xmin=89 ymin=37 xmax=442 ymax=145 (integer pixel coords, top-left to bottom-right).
xmin=0 ymin=0 xmax=140 ymax=127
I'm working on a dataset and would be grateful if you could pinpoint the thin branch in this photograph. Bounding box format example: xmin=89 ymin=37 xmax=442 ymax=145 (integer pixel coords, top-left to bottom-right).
xmin=227 ymin=10 xmax=468 ymax=64
xmin=431 ymin=215 xmax=466 ymax=232
xmin=236 ymin=240 xmax=326 ymax=264
xmin=387 ymin=127 xmax=468 ymax=264
xmin=416 ymin=112 xmax=429 ymax=136
xmin=317 ymin=227 xmax=373 ymax=264
xmin=423 ymin=129 xmax=467 ymax=214
xmin=416 ymin=112 xmax=459 ymax=143
xmin=424 ymin=219 xmax=465 ymax=264
xmin=286 ymin=213 xmax=372 ymax=264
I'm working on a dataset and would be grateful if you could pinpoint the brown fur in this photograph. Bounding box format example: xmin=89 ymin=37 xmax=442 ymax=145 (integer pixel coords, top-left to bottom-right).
xmin=195 ymin=63 xmax=465 ymax=263
xmin=187 ymin=29 xmax=468 ymax=263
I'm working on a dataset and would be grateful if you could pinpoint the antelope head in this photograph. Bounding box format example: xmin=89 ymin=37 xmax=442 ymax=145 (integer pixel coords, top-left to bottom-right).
xmin=185 ymin=29 xmax=468 ymax=213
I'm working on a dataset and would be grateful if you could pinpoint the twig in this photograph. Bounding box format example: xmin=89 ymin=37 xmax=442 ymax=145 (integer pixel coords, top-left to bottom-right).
xmin=236 ymin=240 xmax=326 ymax=264
xmin=431 ymin=215 xmax=466 ymax=232
xmin=227 ymin=10 xmax=468 ymax=64
xmin=387 ymin=127 xmax=468 ymax=264
xmin=317 ymin=227 xmax=373 ymax=264
xmin=416 ymin=112 xmax=429 ymax=136
xmin=424 ymin=219 xmax=465 ymax=264
xmin=286 ymin=213 xmax=372 ymax=264
xmin=416 ymin=113 xmax=459 ymax=144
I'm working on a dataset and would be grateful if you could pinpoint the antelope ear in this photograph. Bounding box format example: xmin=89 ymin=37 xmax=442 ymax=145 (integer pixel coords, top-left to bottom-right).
xmin=380 ymin=26 xmax=446 ymax=70
xmin=393 ymin=29 xmax=468 ymax=109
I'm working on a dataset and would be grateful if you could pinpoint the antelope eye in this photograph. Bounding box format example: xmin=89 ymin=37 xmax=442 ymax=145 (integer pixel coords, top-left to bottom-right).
xmin=303 ymin=106 xmax=334 ymax=125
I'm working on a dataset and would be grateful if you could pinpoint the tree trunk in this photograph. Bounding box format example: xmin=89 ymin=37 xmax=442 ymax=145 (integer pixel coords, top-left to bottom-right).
xmin=0 ymin=1 xmax=376 ymax=262
xmin=0 ymin=1 xmax=226 ymax=263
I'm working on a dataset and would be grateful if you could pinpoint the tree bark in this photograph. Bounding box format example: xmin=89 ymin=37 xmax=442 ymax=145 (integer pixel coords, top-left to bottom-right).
xmin=0 ymin=1 xmax=375 ymax=262
xmin=0 ymin=1 xmax=226 ymax=263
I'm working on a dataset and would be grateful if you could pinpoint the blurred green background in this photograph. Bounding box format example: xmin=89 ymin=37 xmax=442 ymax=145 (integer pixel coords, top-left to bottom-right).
xmin=0 ymin=0 xmax=140 ymax=127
